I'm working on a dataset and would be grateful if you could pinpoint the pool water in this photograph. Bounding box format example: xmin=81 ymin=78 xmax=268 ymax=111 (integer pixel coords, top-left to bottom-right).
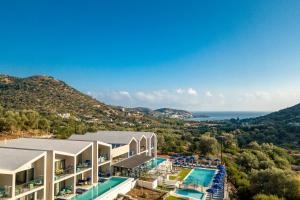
xmin=175 ymin=189 xmax=204 ymax=200
xmin=183 ymin=168 xmax=216 ymax=187
xmin=148 ymin=157 xmax=166 ymax=169
xmin=72 ymin=177 xmax=127 ymax=200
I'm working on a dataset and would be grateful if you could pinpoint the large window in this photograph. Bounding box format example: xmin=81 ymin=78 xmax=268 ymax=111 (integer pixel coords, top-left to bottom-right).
xmin=16 ymin=168 xmax=34 ymax=185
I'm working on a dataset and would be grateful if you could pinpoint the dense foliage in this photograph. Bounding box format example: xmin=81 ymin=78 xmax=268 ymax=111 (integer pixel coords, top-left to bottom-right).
xmin=219 ymin=103 xmax=300 ymax=149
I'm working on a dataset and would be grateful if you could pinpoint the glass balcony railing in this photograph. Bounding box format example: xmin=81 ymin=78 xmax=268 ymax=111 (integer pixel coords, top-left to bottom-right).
xmin=98 ymin=155 xmax=109 ymax=164
xmin=15 ymin=176 xmax=44 ymax=196
xmin=55 ymin=185 xmax=73 ymax=199
xmin=0 ymin=185 xmax=12 ymax=199
xmin=54 ymin=166 xmax=74 ymax=181
xmin=140 ymin=146 xmax=147 ymax=152
xmin=76 ymin=161 xmax=92 ymax=173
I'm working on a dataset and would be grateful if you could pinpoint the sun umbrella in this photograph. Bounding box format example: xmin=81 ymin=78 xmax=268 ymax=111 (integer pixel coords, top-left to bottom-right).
xmin=213 ymin=179 xmax=221 ymax=183
xmin=206 ymin=188 xmax=217 ymax=194
xmin=215 ymin=174 xmax=224 ymax=178
xmin=212 ymin=184 xmax=223 ymax=190
xmin=218 ymin=165 xmax=225 ymax=169
xmin=214 ymin=177 xmax=222 ymax=182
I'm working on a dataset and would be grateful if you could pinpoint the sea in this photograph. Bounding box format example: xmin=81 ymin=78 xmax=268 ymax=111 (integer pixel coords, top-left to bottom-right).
xmin=190 ymin=111 xmax=269 ymax=121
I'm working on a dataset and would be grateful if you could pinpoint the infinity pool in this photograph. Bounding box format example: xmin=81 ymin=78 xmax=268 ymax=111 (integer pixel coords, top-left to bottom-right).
xmin=72 ymin=177 xmax=127 ymax=200
xmin=183 ymin=168 xmax=216 ymax=187
xmin=148 ymin=157 xmax=166 ymax=169
xmin=175 ymin=189 xmax=204 ymax=200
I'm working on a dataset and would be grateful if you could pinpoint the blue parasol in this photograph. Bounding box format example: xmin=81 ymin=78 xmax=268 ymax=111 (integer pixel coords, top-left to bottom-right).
xmin=212 ymin=184 xmax=223 ymax=190
xmin=213 ymin=179 xmax=221 ymax=183
xmin=206 ymin=188 xmax=217 ymax=194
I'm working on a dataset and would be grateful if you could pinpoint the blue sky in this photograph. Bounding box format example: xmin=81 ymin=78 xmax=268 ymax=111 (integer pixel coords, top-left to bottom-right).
xmin=0 ymin=0 xmax=300 ymax=111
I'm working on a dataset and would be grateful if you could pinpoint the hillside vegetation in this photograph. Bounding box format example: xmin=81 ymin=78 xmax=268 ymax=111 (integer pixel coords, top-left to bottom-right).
xmin=217 ymin=103 xmax=300 ymax=149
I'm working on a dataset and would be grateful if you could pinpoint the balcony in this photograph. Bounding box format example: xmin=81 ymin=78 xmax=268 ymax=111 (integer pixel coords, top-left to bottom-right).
xmin=140 ymin=146 xmax=146 ymax=152
xmin=76 ymin=160 xmax=92 ymax=173
xmin=98 ymin=154 xmax=109 ymax=165
xmin=54 ymin=166 xmax=74 ymax=181
xmin=55 ymin=185 xmax=75 ymax=200
xmin=129 ymin=150 xmax=135 ymax=157
xmin=15 ymin=176 xmax=44 ymax=196
xmin=77 ymin=177 xmax=92 ymax=188
xmin=0 ymin=186 xmax=12 ymax=199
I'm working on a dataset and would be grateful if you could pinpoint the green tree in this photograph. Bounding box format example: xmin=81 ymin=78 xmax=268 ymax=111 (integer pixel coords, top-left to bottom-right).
xmin=237 ymin=151 xmax=259 ymax=171
xmin=250 ymin=168 xmax=300 ymax=200
xmin=38 ymin=118 xmax=50 ymax=131
xmin=197 ymin=135 xmax=219 ymax=155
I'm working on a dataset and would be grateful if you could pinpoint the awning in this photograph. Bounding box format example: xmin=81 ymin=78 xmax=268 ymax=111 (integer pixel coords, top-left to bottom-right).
xmin=112 ymin=154 xmax=153 ymax=169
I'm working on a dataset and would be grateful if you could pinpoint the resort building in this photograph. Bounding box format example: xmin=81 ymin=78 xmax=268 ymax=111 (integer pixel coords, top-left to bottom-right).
xmin=0 ymin=138 xmax=93 ymax=200
xmin=0 ymin=148 xmax=46 ymax=200
xmin=0 ymin=131 xmax=160 ymax=200
xmin=69 ymin=131 xmax=158 ymax=179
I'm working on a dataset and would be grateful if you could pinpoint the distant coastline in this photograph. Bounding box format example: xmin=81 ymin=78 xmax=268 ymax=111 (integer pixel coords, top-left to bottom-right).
xmin=190 ymin=111 xmax=270 ymax=121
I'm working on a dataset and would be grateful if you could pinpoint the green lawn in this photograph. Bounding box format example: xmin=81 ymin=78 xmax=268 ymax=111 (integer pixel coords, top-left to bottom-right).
xmin=177 ymin=168 xmax=192 ymax=181
xmin=169 ymin=168 xmax=192 ymax=181
xmin=165 ymin=196 xmax=185 ymax=200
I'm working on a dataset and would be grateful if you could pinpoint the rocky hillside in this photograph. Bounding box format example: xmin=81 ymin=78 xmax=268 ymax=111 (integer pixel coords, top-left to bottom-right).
xmin=0 ymin=75 xmax=156 ymax=125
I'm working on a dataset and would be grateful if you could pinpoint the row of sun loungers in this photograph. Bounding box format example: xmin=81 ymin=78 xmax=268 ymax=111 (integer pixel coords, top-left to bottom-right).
xmin=172 ymin=163 xmax=218 ymax=169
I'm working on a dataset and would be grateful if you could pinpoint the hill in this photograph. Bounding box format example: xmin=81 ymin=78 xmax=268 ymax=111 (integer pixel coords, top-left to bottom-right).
xmin=127 ymin=107 xmax=193 ymax=119
xmin=221 ymin=103 xmax=300 ymax=149
xmin=0 ymin=75 xmax=161 ymax=137
xmin=154 ymin=108 xmax=193 ymax=119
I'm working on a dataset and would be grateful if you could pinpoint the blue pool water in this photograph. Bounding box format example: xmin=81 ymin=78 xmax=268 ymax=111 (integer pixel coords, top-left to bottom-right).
xmin=148 ymin=157 xmax=166 ymax=169
xmin=175 ymin=189 xmax=204 ymax=200
xmin=183 ymin=168 xmax=216 ymax=187
xmin=72 ymin=177 xmax=127 ymax=200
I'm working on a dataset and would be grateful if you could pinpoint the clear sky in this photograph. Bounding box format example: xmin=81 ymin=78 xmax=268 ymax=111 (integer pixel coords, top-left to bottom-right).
xmin=0 ymin=0 xmax=300 ymax=111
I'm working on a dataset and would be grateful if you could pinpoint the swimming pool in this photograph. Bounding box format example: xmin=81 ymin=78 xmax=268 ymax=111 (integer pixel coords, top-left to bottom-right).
xmin=183 ymin=168 xmax=216 ymax=187
xmin=72 ymin=177 xmax=127 ymax=200
xmin=175 ymin=189 xmax=204 ymax=200
xmin=148 ymin=157 xmax=166 ymax=169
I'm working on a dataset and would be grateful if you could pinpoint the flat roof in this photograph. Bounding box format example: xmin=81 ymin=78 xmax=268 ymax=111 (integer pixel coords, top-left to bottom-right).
xmin=0 ymin=148 xmax=45 ymax=172
xmin=69 ymin=131 xmax=155 ymax=144
xmin=0 ymin=138 xmax=92 ymax=155
xmin=112 ymin=154 xmax=153 ymax=169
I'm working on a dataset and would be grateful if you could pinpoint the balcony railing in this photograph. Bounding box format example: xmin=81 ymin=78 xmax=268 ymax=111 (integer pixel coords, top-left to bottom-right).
xmin=55 ymin=185 xmax=73 ymax=199
xmin=77 ymin=177 xmax=92 ymax=187
xmin=112 ymin=157 xmax=127 ymax=164
xmin=140 ymin=146 xmax=146 ymax=152
xmin=129 ymin=150 xmax=136 ymax=156
xmin=15 ymin=176 xmax=44 ymax=196
xmin=0 ymin=185 xmax=12 ymax=199
xmin=54 ymin=166 xmax=74 ymax=181
xmin=98 ymin=155 xmax=109 ymax=164
xmin=76 ymin=161 xmax=92 ymax=173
